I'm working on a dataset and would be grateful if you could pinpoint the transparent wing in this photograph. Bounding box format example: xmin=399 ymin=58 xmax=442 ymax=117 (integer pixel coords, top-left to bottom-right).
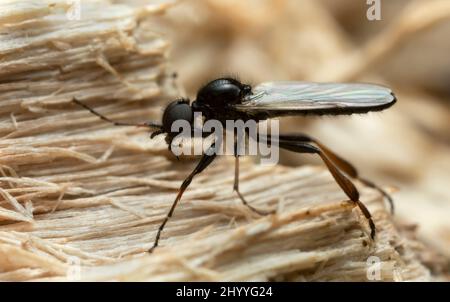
xmin=234 ymin=82 xmax=396 ymax=117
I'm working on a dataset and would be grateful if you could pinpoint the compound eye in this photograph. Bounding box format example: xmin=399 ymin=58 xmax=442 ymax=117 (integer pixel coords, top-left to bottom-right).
xmin=162 ymin=101 xmax=193 ymax=133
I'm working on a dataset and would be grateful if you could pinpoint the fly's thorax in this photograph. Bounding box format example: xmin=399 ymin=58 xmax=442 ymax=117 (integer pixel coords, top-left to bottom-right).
xmin=195 ymin=77 xmax=252 ymax=107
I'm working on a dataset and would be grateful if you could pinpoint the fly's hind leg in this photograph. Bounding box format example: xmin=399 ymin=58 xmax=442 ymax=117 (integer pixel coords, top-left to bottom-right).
xmin=357 ymin=177 xmax=394 ymax=214
xmin=277 ymin=134 xmax=394 ymax=214
xmin=274 ymin=137 xmax=376 ymax=239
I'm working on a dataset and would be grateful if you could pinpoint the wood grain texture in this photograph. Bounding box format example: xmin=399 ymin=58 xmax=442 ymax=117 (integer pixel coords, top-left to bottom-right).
xmin=0 ymin=0 xmax=433 ymax=281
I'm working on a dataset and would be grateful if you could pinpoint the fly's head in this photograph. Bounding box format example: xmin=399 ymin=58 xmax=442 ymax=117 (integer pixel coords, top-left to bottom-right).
xmin=152 ymin=99 xmax=193 ymax=144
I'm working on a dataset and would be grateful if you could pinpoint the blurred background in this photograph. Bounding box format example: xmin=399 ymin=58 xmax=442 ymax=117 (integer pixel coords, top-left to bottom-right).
xmin=123 ymin=0 xmax=450 ymax=263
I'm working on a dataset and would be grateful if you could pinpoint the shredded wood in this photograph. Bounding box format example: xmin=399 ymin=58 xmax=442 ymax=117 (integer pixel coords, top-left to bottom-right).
xmin=0 ymin=0 xmax=435 ymax=281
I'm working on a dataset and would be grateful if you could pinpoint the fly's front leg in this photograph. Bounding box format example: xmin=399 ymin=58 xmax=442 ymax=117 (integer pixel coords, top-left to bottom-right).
xmin=278 ymin=134 xmax=394 ymax=214
xmin=73 ymin=98 xmax=162 ymax=131
xmin=149 ymin=142 xmax=218 ymax=253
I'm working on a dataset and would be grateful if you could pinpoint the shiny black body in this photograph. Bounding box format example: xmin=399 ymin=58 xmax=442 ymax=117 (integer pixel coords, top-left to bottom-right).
xmin=192 ymin=78 xmax=255 ymax=123
xmin=73 ymin=77 xmax=396 ymax=253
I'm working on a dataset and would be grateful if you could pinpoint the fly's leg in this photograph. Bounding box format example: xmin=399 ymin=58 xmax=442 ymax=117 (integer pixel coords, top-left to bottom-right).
xmin=357 ymin=178 xmax=394 ymax=214
xmin=148 ymin=142 xmax=217 ymax=253
xmin=277 ymin=134 xmax=394 ymax=214
xmin=72 ymin=98 xmax=162 ymax=130
xmin=274 ymin=137 xmax=376 ymax=239
xmin=233 ymin=154 xmax=275 ymax=215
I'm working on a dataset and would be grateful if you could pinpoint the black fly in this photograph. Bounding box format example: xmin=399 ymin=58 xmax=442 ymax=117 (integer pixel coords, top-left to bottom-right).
xmin=73 ymin=77 xmax=397 ymax=252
